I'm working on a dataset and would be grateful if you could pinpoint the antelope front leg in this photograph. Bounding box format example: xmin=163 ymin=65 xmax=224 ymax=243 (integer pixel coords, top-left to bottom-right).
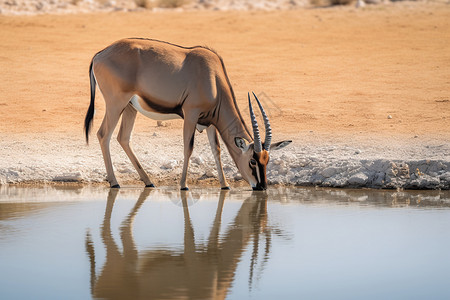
xmin=180 ymin=113 xmax=199 ymax=190
xmin=120 ymin=188 xmax=152 ymax=260
xmin=206 ymin=126 xmax=230 ymax=190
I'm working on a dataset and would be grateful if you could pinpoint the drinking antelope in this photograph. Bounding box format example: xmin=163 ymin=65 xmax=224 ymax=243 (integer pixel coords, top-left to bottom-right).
xmin=84 ymin=38 xmax=291 ymax=190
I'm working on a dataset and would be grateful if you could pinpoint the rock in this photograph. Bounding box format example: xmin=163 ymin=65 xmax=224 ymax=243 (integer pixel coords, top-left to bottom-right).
xmin=35 ymin=2 xmax=44 ymax=10
xmin=372 ymin=172 xmax=385 ymax=187
xmin=234 ymin=173 xmax=242 ymax=180
xmin=348 ymin=172 xmax=368 ymax=186
xmin=440 ymin=172 xmax=450 ymax=181
xmin=355 ymin=0 xmax=365 ymax=8
xmin=406 ymin=174 xmax=440 ymax=189
xmin=388 ymin=162 xmax=410 ymax=178
xmin=4 ymin=0 xmax=17 ymax=6
xmin=272 ymin=158 xmax=282 ymax=165
xmin=387 ymin=115 xmax=392 ymax=119
xmin=205 ymin=170 xmax=215 ymax=177
xmin=7 ymin=168 xmax=19 ymax=177
xmin=157 ymin=121 xmax=169 ymax=127
xmin=321 ymin=167 xmax=338 ymax=178
xmin=191 ymin=156 xmax=204 ymax=165
xmin=440 ymin=172 xmax=450 ymax=189
xmin=117 ymin=166 xmax=133 ymax=174
xmin=53 ymin=172 xmax=82 ymax=182
xmin=161 ymin=160 xmax=177 ymax=169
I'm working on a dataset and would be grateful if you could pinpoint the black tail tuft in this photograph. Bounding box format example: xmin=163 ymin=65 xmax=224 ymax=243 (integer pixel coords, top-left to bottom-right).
xmin=84 ymin=60 xmax=96 ymax=144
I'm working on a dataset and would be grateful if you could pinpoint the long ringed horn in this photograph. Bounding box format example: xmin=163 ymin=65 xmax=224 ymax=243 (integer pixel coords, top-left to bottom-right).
xmin=252 ymin=92 xmax=272 ymax=150
xmin=248 ymin=93 xmax=262 ymax=153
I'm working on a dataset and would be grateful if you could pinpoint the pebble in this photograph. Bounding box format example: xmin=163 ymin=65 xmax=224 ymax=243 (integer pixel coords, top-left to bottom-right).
xmin=162 ymin=160 xmax=178 ymax=170
xmin=191 ymin=156 xmax=204 ymax=165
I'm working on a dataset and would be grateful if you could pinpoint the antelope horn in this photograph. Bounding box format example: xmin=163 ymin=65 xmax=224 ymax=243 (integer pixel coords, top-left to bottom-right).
xmin=248 ymin=93 xmax=262 ymax=153
xmin=252 ymin=92 xmax=272 ymax=150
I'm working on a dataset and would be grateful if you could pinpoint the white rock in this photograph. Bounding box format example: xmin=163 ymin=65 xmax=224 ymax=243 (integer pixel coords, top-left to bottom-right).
xmin=205 ymin=170 xmax=215 ymax=177
xmin=191 ymin=156 xmax=204 ymax=165
xmin=355 ymin=0 xmax=365 ymax=8
xmin=162 ymin=160 xmax=178 ymax=170
xmin=53 ymin=172 xmax=82 ymax=182
xmin=439 ymin=172 xmax=450 ymax=181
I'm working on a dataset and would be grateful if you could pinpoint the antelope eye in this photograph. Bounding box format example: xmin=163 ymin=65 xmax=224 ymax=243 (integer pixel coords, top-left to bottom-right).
xmin=250 ymin=159 xmax=257 ymax=166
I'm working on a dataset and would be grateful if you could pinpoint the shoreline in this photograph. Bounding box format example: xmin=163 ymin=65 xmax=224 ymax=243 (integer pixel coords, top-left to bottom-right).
xmin=1 ymin=132 xmax=448 ymax=190
xmin=2 ymin=185 xmax=450 ymax=211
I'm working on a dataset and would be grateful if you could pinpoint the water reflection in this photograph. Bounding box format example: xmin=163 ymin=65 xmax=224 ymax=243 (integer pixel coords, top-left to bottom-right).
xmin=266 ymin=187 xmax=450 ymax=209
xmin=86 ymin=188 xmax=270 ymax=300
xmin=1 ymin=186 xmax=450 ymax=299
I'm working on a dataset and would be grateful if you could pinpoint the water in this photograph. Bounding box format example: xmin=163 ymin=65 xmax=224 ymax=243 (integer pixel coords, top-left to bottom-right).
xmin=1 ymin=186 xmax=450 ymax=300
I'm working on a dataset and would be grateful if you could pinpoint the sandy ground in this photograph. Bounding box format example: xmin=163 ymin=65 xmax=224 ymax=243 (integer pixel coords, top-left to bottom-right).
xmin=0 ymin=2 xmax=449 ymax=188
xmin=0 ymin=0 xmax=310 ymax=15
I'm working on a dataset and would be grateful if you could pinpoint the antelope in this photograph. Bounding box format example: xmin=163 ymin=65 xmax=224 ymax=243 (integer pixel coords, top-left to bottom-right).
xmin=84 ymin=38 xmax=291 ymax=190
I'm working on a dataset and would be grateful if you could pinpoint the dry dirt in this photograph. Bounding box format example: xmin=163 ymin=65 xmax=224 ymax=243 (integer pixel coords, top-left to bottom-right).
xmin=0 ymin=2 xmax=449 ymax=188
xmin=0 ymin=3 xmax=450 ymax=139
xmin=1 ymin=2 xmax=449 ymax=138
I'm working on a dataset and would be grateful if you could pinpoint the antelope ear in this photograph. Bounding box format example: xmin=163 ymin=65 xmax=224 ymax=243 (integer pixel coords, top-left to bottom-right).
xmin=235 ymin=137 xmax=251 ymax=152
xmin=270 ymin=140 xmax=292 ymax=151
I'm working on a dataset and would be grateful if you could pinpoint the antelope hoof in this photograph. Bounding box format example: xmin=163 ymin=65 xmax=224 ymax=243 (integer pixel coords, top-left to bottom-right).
xmin=111 ymin=184 xmax=121 ymax=189
xmin=252 ymin=187 xmax=266 ymax=191
xmin=221 ymin=186 xmax=231 ymax=190
xmin=145 ymin=184 xmax=156 ymax=188
xmin=180 ymin=187 xmax=189 ymax=191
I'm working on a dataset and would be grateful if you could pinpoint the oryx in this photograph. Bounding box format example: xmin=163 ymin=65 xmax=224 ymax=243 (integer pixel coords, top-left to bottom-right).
xmin=84 ymin=38 xmax=291 ymax=190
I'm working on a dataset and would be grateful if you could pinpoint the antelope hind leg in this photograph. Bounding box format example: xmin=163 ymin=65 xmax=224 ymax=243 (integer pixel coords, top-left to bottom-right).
xmin=97 ymin=108 xmax=123 ymax=188
xmin=117 ymin=104 xmax=155 ymax=188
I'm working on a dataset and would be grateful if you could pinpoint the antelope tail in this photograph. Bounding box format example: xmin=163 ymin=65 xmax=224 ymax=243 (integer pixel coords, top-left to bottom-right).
xmin=84 ymin=60 xmax=96 ymax=144
xmin=85 ymin=230 xmax=97 ymax=293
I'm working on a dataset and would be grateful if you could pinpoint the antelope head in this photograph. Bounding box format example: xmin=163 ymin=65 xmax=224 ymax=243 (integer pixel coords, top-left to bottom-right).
xmin=235 ymin=93 xmax=292 ymax=191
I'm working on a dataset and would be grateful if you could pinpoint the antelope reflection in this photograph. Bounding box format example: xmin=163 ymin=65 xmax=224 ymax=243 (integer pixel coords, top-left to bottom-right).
xmin=85 ymin=189 xmax=271 ymax=299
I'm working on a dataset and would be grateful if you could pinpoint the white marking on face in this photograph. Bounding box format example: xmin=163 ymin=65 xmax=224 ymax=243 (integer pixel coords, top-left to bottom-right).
xmin=255 ymin=165 xmax=261 ymax=184
xmin=130 ymin=95 xmax=181 ymax=121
